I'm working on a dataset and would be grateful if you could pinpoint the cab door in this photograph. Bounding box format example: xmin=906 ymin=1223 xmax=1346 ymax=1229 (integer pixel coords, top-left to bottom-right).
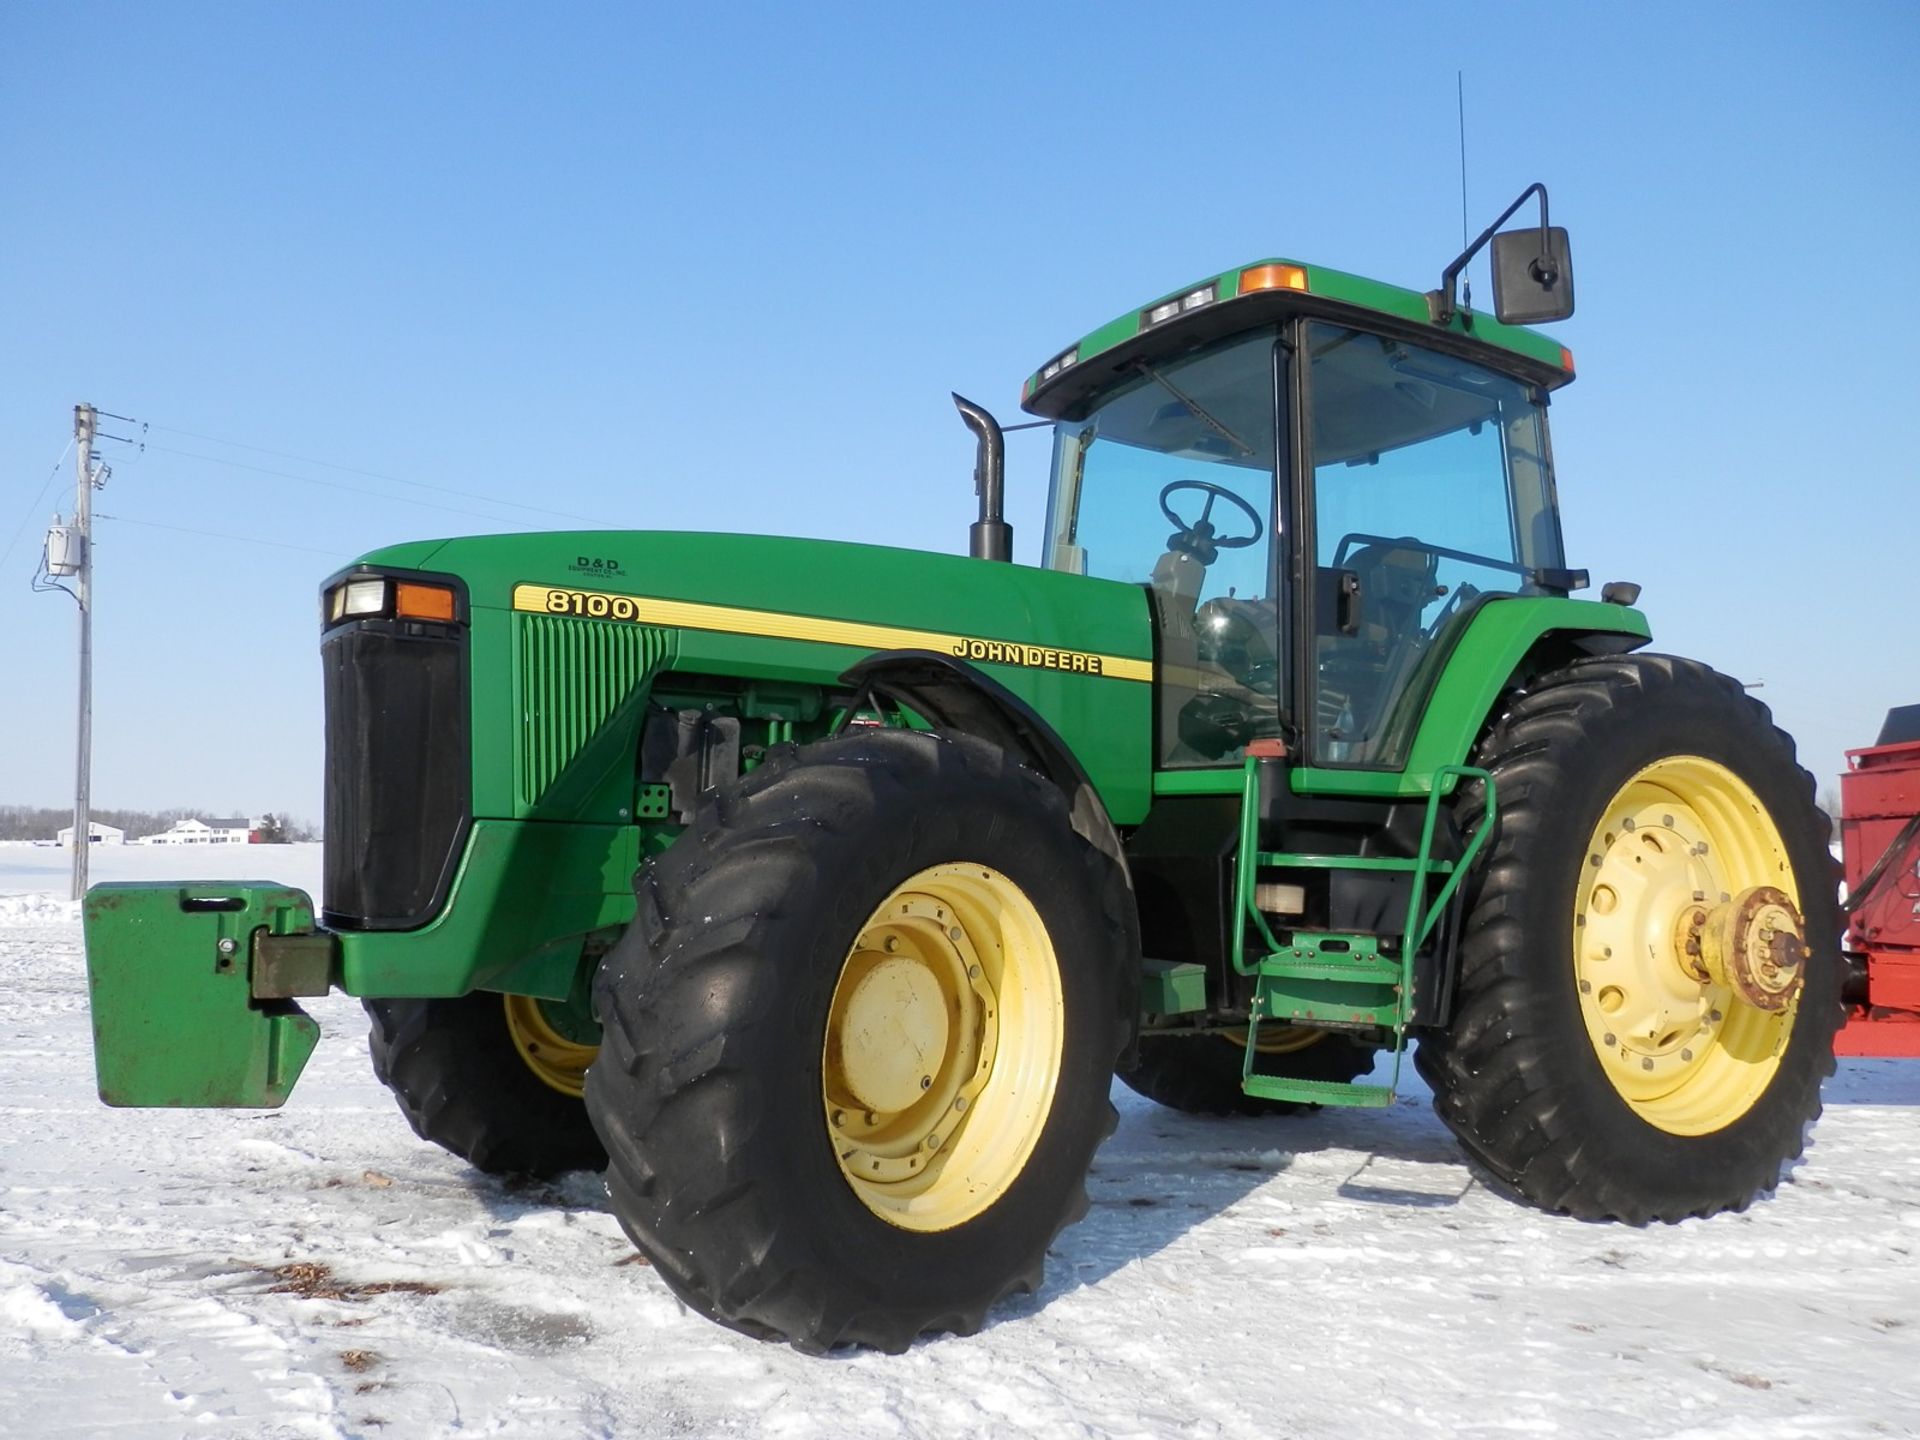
xmin=1295 ymin=320 xmax=1567 ymax=769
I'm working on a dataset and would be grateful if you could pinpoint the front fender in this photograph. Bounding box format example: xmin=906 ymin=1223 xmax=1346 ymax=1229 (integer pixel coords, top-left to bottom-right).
xmin=1295 ymin=597 xmax=1651 ymax=798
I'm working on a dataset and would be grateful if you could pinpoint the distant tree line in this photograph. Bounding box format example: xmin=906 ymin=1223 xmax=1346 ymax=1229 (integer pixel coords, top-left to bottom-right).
xmin=0 ymin=805 xmax=319 ymax=843
xmin=253 ymin=812 xmax=320 ymax=844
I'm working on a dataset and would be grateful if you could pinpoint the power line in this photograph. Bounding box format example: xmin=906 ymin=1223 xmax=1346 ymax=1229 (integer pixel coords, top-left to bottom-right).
xmin=94 ymin=512 xmax=347 ymax=559
xmin=142 ymin=442 xmax=549 ymax=529
xmin=2 ymin=440 xmax=75 ymax=575
xmin=145 ymin=420 xmax=610 ymax=525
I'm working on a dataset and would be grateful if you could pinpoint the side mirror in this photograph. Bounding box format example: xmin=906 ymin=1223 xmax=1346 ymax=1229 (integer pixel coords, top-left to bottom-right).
xmin=1491 ymin=226 xmax=1575 ymax=325
xmin=1427 ymin=182 xmax=1574 ymax=330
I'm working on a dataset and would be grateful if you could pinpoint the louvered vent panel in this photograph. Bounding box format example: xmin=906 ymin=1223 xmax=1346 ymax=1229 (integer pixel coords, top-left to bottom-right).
xmin=516 ymin=614 xmax=671 ymax=807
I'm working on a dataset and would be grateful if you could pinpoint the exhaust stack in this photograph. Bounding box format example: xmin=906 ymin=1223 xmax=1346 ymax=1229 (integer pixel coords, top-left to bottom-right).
xmin=952 ymin=393 xmax=1011 ymax=562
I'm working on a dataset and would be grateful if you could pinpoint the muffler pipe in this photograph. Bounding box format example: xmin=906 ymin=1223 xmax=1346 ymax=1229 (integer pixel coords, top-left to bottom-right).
xmin=953 ymin=393 xmax=1011 ymax=562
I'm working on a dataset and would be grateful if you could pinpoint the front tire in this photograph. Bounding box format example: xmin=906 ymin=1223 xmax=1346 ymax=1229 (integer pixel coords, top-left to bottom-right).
xmin=586 ymin=729 xmax=1136 ymax=1352
xmin=1416 ymin=654 xmax=1842 ymax=1222
xmin=366 ymin=993 xmax=607 ymax=1178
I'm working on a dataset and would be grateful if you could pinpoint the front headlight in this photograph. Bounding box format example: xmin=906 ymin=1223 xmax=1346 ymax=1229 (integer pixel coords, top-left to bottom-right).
xmin=340 ymin=579 xmax=388 ymax=618
xmin=324 ymin=572 xmax=463 ymax=627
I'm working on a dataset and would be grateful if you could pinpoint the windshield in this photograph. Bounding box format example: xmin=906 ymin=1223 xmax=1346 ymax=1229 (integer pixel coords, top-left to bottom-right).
xmin=1043 ymin=331 xmax=1275 ymax=597
xmin=1043 ymin=330 xmax=1280 ymax=767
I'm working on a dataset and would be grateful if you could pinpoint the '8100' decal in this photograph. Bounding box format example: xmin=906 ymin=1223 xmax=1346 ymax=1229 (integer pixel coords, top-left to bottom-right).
xmin=508 ymin=582 xmax=1153 ymax=683
xmin=522 ymin=584 xmax=645 ymax=621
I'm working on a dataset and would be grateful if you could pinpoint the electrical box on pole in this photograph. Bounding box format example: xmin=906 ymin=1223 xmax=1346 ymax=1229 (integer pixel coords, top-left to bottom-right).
xmin=46 ymin=521 xmax=84 ymax=577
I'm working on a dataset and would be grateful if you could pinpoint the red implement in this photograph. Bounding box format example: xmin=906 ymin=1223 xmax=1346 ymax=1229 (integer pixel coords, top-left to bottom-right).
xmin=1836 ymin=708 xmax=1920 ymax=1056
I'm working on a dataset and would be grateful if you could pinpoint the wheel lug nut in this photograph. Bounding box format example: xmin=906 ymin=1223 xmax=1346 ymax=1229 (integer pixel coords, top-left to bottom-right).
xmin=953 ymin=1096 xmax=968 ymax=1113
xmin=919 ymin=1075 xmax=932 ymax=1091
xmin=925 ymin=1134 xmax=942 ymax=1151
xmin=831 ymin=1109 xmax=845 ymax=1128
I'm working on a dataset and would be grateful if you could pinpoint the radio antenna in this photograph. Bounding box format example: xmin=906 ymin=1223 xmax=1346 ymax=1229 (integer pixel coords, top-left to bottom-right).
xmin=1457 ymin=70 xmax=1471 ymax=310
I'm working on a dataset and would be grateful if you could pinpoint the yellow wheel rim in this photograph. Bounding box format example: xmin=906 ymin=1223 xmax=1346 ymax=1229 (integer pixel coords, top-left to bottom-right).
xmin=823 ymin=863 xmax=1064 ymax=1233
xmin=503 ymin=995 xmax=599 ymax=1099
xmin=1218 ymin=1025 xmax=1330 ymax=1055
xmin=1573 ymin=756 xmax=1804 ymax=1136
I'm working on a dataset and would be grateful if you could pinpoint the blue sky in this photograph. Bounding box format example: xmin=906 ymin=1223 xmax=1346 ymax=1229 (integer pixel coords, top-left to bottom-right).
xmin=2 ymin=2 xmax=1915 ymax=821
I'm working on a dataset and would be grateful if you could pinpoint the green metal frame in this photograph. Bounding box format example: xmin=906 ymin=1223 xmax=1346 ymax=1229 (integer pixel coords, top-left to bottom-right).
xmin=1231 ymin=755 xmax=1495 ymax=1106
xmin=1023 ymin=256 xmax=1573 ymax=409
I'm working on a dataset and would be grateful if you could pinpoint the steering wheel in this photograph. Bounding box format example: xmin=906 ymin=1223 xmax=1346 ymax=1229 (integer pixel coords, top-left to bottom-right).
xmin=1159 ymin=480 xmax=1264 ymax=566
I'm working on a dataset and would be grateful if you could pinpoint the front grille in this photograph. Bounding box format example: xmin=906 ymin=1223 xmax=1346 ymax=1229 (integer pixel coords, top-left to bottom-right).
xmin=322 ymin=621 xmax=470 ymax=930
xmin=516 ymin=612 xmax=673 ymax=808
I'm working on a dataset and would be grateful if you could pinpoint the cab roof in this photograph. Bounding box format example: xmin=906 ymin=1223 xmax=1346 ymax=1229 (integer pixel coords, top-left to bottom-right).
xmin=1021 ymin=257 xmax=1575 ymax=422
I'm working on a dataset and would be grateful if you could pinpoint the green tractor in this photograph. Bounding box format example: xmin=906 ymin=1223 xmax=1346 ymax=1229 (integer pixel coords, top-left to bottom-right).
xmin=84 ymin=186 xmax=1840 ymax=1352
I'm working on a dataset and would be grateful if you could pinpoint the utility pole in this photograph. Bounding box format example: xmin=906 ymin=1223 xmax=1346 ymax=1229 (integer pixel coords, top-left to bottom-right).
xmin=71 ymin=403 xmax=96 ymax=901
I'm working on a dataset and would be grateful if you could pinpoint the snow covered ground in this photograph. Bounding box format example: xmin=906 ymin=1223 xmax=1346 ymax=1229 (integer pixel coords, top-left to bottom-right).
xmin=3 ymin=846 xmax=1918 ymax=1439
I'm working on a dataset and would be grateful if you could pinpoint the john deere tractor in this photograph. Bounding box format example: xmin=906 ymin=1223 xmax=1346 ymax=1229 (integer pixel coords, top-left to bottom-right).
xmin=83 ymin=186 xmax=1840 ymax=1352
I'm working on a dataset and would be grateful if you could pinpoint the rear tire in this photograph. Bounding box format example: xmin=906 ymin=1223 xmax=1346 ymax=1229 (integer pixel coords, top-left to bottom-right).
xmin=1118 ymin=1030 xmax=1375 ymax=1116
xmin=586 ymin=729 xmax=1136 ymax=1352
xmin=365 ymin=993 xmax=606 ymax=1178
xmin=1416 ymin=654 xmax=1842 ymax=1222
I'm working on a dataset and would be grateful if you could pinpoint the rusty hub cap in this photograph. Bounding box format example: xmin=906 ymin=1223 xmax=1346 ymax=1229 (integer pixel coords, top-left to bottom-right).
xmin=1698 ymin=886 xmax=1807 ymax=1011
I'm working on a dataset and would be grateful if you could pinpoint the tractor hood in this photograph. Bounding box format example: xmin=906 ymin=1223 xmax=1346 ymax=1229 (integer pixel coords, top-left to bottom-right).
xmin=336 ymin=530 xmax=1159 ymax=829
xmin=360 ymin=530 xmax=1155 ymax=681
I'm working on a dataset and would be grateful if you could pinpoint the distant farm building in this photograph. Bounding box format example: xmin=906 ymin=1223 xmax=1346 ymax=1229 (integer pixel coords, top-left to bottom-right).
xmin=56 ymin=822 xmax=125 ymax=847
xmin=135 ymin=817 xmax=257 ymax=846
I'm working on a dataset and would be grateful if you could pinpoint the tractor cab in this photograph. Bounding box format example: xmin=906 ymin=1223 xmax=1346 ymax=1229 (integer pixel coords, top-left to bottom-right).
xmin=1022 ymin=256 xmax=1579 ymax=774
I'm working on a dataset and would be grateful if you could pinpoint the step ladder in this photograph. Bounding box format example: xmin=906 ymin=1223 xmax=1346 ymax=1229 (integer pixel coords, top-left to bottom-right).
xmin=1231 ymin=754 xmax=1494 ymax=1108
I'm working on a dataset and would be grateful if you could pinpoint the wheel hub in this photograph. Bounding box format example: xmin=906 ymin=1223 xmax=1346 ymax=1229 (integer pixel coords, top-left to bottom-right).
xmin=1699 ymin=886 xmax=1806 ymax=1012
xmin=833 ymin=954 xmax=953 ymax=1114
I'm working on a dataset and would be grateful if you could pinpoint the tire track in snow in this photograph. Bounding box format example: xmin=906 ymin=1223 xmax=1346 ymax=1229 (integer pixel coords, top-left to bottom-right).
xmin=1 ymin=1256 xmax=341 ymax=1438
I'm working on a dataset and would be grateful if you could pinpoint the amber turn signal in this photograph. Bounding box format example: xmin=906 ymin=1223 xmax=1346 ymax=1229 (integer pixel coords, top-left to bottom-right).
xmin=394 ymin=581 xmax=457 ymax=621
xmin=1238 ymin=263 xmax=1309 ymax=295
